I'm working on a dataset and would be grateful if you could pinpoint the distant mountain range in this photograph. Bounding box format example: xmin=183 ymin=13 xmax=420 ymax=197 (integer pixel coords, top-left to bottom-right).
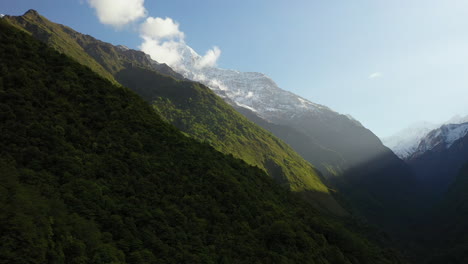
xmin=410 ymin=122 xmax=468 ymax=159
xmin=382 ymin=122 xmax=439 ymax=159
xmin=382 ymin=115 xmax=468 ymax=159
xmin=382 ymin=115 xmax=468 ymax=201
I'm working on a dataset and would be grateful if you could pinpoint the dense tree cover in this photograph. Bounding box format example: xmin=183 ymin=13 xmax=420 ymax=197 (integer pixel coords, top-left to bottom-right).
xmin=0 ymin=20 xmax=407 ymax=263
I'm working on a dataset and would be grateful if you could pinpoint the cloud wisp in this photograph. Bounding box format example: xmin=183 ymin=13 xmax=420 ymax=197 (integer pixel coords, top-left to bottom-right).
xmin=139 ymin=37 xmax=185 ymax=67
xmin=195 ymin=46 xmax=221 ymax=69
xmin=368 ymin=72 xmax=383 ymax=79
xmin=87 ymin=0 xmax=147 ymax=28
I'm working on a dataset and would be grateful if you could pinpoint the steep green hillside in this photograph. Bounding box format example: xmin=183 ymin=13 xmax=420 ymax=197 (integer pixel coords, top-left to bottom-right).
xmin=4 ymin=9 xmax=183 ymax=82
xmin=414 ymin=162 xmax=468 ymax=264
xmin=117 ymin=67 xmax=321 ymax=192
xmin=5 ymin=10 xmax=345 ymax=215
xmin=4 ymin=9 xmax=116 ymax=83
xmin=0 ymin=20 xmax=406 ymax=264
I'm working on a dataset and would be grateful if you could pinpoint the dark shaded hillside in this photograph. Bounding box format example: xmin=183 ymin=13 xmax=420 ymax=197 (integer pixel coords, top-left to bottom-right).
xmin=410 ymin=163 xmax=468 ymax=264
xmin=0 ymin=20 xmax=408 ymax=264
xmin=252 ymin=108 xmax=419 ymax=234
xmin=402 ymin=126 xmax=468 ymax=263
xmin=335 ymin=152 xmax=418 ymax=235
xmin=408 ymin=129 xmax=468 ymax=203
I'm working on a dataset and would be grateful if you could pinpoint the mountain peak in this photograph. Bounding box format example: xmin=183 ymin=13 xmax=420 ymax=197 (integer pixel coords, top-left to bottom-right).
xmin=161 ymin=41 xmax=335 ymax=123
xmin=409 ymin=122 xmax=468 ymax=159
xmin=23 ymin=9 xmax=40 ymax=17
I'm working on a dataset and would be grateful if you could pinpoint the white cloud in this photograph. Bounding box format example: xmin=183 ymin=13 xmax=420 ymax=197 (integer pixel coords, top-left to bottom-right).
xmin=139 ymin=16 xmax=221 ymax=70
xmin=140 ymin=17 xmax=184 ymax=40
xmin=368 ymin=72 xmax=383 ymax=79
xmin=196 ymin=46 xmax=221 ymax=69
xmin=86 ymin=0 xmax=222 ymax=71
xmin=139 ymin=37 xmax=184 ymax=66
xmin=87 ymin=0 xmax=147 ymax=28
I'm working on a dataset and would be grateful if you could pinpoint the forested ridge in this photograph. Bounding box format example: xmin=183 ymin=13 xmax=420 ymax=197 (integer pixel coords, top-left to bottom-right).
xmin=0 ymin=20 xmax=406 ymax=263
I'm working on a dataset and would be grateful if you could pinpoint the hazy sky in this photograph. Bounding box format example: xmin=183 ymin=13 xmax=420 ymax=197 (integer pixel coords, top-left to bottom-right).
xmin=3 ymin=0 xmax=468 ymax=137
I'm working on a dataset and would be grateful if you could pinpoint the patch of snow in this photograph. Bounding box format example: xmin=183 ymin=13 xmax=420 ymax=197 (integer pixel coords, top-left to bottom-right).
xmin=409 ymin=122 xmax=468 ymax=159
xmin=116 ymin=45 xmax=130 ymax=51
xmin=382 ymin=121 xmax=438 ymax=159
xmin=235 ymin=102 xmax=257 ymax=113
xmin=445 ymin=123 xmax=468 ymax=148
xmin=265 ymin=107 xmax=282 ymax=112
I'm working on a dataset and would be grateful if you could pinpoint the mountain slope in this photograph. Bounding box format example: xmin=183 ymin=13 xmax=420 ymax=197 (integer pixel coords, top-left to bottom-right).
xmin=149 ymin=41 xmax=397 ymax=171
xmin=151 ymin=33 xmax=418 ymax=233
xmin=436 ymin=163 xmax=468 ymax=263
xmin=4 ymin=10 xmax=346 ymax=214
xmin=115 ymin=65 xmax=345 ymax=214
xmin=234 ymin=106 xmax=346 ymax=177
xmin=408 ymin=122 xmax=468 ymax=201
xmin=412 ymin=162 xmax=468 ymax=264
xmin=165 ymin=47 xmax=348 ymax=176
xmin=0 ymin=19 xmax=409 ymax=264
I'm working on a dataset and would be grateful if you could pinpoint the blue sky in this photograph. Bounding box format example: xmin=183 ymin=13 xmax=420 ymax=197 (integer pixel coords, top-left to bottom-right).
xmin=3 ymin=0 xmax=468 ymax=137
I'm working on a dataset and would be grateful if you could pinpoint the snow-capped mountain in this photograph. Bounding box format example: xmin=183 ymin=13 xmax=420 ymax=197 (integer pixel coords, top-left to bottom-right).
xmin=382 ymin=122 xmax=438 ymax=159
xmin=154 ymin=43 xmax=344 ymax=124
xmin=147 ymin=42 xmax=409 ymax=173
xmin=410 ymin=122 xmax=468 ymax=159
